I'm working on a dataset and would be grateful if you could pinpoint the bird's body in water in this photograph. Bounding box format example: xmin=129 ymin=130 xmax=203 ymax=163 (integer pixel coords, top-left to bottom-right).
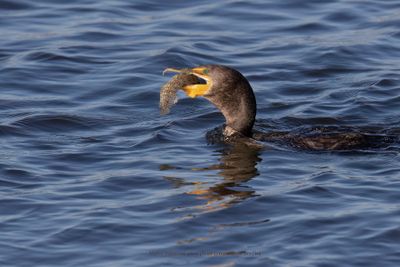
xmin=161 ymin=65 xmax=398 ymax=151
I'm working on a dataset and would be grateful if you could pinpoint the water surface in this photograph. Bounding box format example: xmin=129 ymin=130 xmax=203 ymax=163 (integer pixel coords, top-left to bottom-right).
xmin=1 ymin=0 xmax=400 ymax=266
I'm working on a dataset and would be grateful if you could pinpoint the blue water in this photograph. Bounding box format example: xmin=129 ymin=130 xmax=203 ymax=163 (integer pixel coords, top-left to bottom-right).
xmin=1 ymin=1 xmax=400 ymax=266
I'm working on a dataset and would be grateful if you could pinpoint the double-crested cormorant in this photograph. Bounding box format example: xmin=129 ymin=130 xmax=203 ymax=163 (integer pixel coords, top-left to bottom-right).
xmin=163 ymin=65 xmax=397 ymax=150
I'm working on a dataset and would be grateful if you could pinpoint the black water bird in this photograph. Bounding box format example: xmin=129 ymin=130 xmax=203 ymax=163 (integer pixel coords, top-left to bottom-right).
xmin=163 ymin=65 xmax=397 ymax=151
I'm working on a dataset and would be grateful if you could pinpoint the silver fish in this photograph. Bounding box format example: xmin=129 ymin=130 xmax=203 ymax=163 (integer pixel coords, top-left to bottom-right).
xmin=160 ymin=73 xmax=200 ymax=115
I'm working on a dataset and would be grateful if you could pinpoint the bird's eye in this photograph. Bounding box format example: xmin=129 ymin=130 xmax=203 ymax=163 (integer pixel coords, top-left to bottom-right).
xmin=203 ymin=69 xmax=209 ymax=75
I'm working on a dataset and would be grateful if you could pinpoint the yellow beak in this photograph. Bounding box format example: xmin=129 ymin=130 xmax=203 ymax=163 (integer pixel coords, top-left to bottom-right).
xmin=163 ymin=67 xmax=212 ymax=98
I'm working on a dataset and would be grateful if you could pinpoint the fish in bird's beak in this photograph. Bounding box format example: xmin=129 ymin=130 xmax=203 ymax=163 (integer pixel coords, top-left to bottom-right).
xmin=163 ymin=67 xmax=212 ymax=98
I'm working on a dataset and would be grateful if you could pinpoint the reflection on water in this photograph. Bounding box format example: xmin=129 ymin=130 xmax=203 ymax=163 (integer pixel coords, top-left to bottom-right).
xmin=162 ymin=144 xmax=261 ymax=211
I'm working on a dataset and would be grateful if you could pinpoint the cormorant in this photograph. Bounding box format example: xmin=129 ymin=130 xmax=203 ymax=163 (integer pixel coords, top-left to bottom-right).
xmin=163 ymin=65 xmax=397 ymax=151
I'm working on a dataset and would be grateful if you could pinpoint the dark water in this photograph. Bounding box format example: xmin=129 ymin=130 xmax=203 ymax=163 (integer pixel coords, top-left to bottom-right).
xmin=1 ymin=0 xmax=400 ymax=266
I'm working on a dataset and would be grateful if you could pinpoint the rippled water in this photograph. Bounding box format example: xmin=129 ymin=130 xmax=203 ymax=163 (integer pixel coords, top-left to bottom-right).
xmin=2 ymin=1 xmax=400 ymax=266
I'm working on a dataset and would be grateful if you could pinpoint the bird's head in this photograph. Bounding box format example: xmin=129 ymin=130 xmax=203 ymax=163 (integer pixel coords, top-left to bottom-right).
xmin=164 ymin=65 xmax=257 ymax=137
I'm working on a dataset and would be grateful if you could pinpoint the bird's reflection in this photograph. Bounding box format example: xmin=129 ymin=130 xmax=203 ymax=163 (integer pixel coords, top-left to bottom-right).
xmin=161 ymin=143 xmax=262 ymax=212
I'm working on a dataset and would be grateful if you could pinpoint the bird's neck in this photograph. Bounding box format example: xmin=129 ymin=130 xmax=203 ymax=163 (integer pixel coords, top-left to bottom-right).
xmin=223 ymin=106 xmax=255 ymax=137
xmin=206 ymin=74 xmax=256 ymax=137
xmin=221 ymin=85 xmax=256 ymax=137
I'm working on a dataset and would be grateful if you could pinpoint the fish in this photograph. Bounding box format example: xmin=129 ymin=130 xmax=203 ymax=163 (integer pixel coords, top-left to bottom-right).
xmin=160 ymin=73 xmax=201 ymax=115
